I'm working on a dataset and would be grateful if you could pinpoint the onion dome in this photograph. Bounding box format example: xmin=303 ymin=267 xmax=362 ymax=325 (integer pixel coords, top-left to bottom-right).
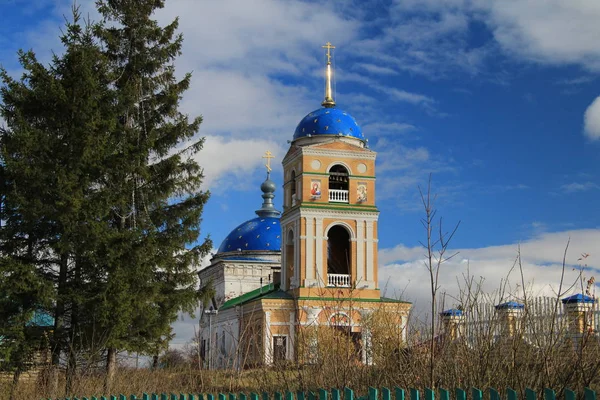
xmin=216 ymin=163 xmax=281 ymax=254
xmin=293 ymin=107 xmax=363 ymax=141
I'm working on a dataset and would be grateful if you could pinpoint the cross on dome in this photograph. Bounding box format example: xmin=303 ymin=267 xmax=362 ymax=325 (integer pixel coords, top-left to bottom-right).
xmin=262 ymin=150 xmax=274 ymax=175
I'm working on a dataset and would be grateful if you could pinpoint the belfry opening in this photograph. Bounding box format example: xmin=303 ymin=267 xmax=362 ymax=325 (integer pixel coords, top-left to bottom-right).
xmin=328 ymin=164 xmax=349 ymax=191
xmin=327 ymin=225 xmax=351 ymax=282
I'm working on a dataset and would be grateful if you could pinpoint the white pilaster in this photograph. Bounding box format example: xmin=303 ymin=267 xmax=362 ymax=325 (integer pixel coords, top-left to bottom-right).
xmin=356 ymin=219 xmax=365 ymax=285
xmin=289 ymin=311 xmax=296 ymax=360
xmin=264 ymin=311 xmax=272 ymax=365
xmin=315 ymin=218 xmax=324 ymax=287
xmin=293 ymin=219 xmax=300 ymax=287
xmin=305 ymin=218 xmax=314 ymax=283
xmin=281 ymin=226 xmax=288 ymax=290
xmin=366 ymin=221 xmax=374 ymax=282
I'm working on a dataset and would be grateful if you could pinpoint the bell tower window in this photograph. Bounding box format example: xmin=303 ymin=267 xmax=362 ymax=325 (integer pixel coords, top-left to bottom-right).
xmin=290 ymin=170 xmax=297 ymax=205
xmin=328 ymin=165 xmax=349 ymax=203
xmin=327 ymin=225 xmax=351 ymax=287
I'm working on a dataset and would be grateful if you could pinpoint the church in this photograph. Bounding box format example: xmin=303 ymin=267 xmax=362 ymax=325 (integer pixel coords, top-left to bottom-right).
xmin=197 ymin=43 xmax=412 ymax=369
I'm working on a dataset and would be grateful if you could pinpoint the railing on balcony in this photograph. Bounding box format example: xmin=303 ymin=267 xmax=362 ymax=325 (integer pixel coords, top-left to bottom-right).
xmin=327 ymin=273 xmax=351 ymax=287
xmin=328 ymin=189 xmax=349 ymax=203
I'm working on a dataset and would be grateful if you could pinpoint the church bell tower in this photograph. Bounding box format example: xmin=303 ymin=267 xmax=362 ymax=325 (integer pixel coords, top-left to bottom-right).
xmin=281 ymin=43 xmax=380 ymax=300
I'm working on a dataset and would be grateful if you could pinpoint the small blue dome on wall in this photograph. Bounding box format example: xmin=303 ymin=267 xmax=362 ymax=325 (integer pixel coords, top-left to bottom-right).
xmin=293 ymin=107 xmax=364 ymax=141
xmin=217 ymin=216 xmax=281 ymax=253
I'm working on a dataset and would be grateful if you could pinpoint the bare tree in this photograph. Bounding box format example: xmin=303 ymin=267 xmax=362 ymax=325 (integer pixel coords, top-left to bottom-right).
xmin=419 ymin=175 xmax=460 ymax=388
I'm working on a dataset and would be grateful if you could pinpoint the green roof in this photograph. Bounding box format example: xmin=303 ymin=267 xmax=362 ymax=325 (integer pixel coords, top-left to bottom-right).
xmin=220 ymin=283 xmax=293 ymax=310
xmin=381 ymin=297 xmax=412 ymax=304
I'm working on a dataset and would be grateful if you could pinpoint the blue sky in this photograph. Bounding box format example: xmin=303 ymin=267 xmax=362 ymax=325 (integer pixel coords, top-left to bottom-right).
xmin=2 ymin=0 xmax=600 ymax=345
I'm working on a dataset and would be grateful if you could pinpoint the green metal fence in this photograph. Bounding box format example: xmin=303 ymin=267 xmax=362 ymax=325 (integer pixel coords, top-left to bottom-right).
xmin=46 ymin=386 xmax=598 ymax=400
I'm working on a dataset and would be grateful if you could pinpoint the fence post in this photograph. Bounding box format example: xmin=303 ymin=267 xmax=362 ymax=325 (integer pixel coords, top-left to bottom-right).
xmin=410 ymin=388 xmax=419 ymax=400
xmin=525 ymin=388 xmax=536 ymax=400
xmin=297 ymin=392 xmax=305 ymax=400
xmin=543 ymin=388 xmax=555 ymax=400
xmin=382 ymin=387 xmax=391 ymax=400
xmin=454 ymin=388 xmax=466 ymax=400
xmin=472 ymin=388 xmax=482 ymax=400
xmin=142 ymin=394 xmax=149 ymax=400
xmin=564 ymin=389 xmax=575 ymax=400
xmin=250 ymin=393 xmax=259 ymax=400
xmin=275 ymin=392 xmax=283 ymax=400
xmin=507 ymin=388 xmax=517 ymax=400
xmin=439 ymin=389 xmax=449 ymax=400
xmin=489 ymin=388 xmax=500 ymax=400
xmin=344 ymin=388 xmax=354 ymax=400
xmin=425 ymin=388 xmax=434 ymax=400
xmin=189 ymin=395 xmax=196 ymax=400
xmin=220 ymin=393 xmax=227 ymax=400
xmin=369 ymin=388 xmax=378 ymax=400
xmin=585 ymin=388 xmax=596 ymax=400
xmin=286 ymin=392 xmax=294 ymax=400
xmin=230 ymin=394 xmax=237 ymax=400
xmin=239 ymin=394 xmax=247 ymax=400
xmin=320 ymin=389 xmax=329 ymax=400
xmin=395 ymin=388 xmax=404 ymax=400
xmin=332 ymin=388 xmax=341 ymax=400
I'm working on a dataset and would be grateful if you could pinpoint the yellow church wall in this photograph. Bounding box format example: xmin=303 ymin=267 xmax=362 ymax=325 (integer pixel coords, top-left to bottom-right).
xmin=293 ymin=286 xmax=381 ymax=300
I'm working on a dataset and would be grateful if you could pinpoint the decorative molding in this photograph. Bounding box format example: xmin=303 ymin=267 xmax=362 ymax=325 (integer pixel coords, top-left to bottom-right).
xmin=326 ymin=160 xmax=353 ymax=175
xmin=299 ymin=208 xmax=380 ymax=220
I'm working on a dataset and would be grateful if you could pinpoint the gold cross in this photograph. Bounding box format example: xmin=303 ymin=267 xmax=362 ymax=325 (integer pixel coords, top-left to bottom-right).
xmin=322 ymin=42 xmax=335 ymax=64
xmin=262 ymin=150 xmax=274 ymax=173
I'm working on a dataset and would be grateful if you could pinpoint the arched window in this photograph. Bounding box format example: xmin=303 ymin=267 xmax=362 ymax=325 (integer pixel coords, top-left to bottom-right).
xmin=327 ymin=225 xmax=351 ymax=287
xmin=290 ymin=170 xmax=297 ymax=205
xmin=328 ymin=165 xmax=349 ymax=203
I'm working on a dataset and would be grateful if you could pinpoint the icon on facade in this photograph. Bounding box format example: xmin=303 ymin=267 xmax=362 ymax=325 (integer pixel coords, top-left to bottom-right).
xmin=357 ymin=182 xmax=367 ymax=202
xmin=311 ymin=180 xmax=322 ymax=199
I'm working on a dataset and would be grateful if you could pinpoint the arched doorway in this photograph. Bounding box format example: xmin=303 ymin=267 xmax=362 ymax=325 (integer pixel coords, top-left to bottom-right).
xmin=327 ymin=225 xmax=351 ymax=287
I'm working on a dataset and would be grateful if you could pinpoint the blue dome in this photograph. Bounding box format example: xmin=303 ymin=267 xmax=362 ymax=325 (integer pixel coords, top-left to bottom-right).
xmin=217 ymin=216 xmax=281 ymax=254
xmin=293 ymin=107 xmax=364 ymax=141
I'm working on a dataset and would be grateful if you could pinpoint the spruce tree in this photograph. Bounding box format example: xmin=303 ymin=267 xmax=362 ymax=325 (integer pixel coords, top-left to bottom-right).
xmin=93 ymin=0 xmax=211 ymax=389
xmin=1 ymin=8 xmax=118 ymax=396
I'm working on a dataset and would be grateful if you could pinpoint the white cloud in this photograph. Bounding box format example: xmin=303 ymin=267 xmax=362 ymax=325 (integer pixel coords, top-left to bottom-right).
xmin=380 ymin=228 xmax=600 ymax=316
xmin=196 ymin=135 xmax=286 ymax=191
xmin=482 ymin=0 xmax=600 ymax=70
xmin=584 ymin=96 xmax=600 ymax=141
xmin=560 ymin=181 xmax=600 ymax=193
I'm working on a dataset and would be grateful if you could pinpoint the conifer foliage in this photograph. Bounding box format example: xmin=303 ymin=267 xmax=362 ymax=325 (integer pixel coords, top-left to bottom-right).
xmin=0 ymin=1 xmax=210 ymax=396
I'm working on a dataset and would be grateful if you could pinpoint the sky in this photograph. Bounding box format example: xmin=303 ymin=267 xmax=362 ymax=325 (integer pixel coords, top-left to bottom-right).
xmin=1 ymin=0 xmax=599 ymax=349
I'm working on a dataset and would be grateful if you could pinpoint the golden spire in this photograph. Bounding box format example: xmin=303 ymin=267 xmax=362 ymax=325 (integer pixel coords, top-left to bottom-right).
xmin=321 ymin=42 xmax=336 ymax=108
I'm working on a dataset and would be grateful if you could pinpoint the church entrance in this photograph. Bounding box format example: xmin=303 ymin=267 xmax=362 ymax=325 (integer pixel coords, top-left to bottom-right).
xmin=330 ymin=314 xmax=362 ymax=362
